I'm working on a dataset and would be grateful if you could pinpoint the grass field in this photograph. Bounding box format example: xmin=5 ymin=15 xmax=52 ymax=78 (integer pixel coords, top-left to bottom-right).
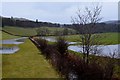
xmin=1 ymin=31 xmax=59 ymax=78
xmin=2 ymin=39 xmax=60 ymax=78
xmin=64 ymin=32 xmax=120 ymax=45
xmin=2 ymin=26 xmax=77 ymax=36
xmin=0 ymin=31 xmax=19 ymax=40
xmin=36 ymin=26 xmax=77 ymax=35
xmin=37 ymin=26 xmax=76 ymax=32
xmin=2 ymin=26 xmax=37 ymax=36
xmin=2 ymin=26 xmax=119 ymax=45
xmin=97 ymin=32 xmax=119 ymax=44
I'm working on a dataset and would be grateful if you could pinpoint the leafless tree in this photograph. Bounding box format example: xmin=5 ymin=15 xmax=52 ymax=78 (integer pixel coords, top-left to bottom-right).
xmin=71 ymin=5 xmax=102 ymax=64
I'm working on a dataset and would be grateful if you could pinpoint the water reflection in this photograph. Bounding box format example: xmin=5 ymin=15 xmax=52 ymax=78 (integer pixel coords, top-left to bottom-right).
xmin=0 ymin=37 xmax=27 ymax=54
xmin=68 ymin=45 xmax=119 ymax=58
xmin=41 ymin=37 xmax=119 ymax=58
xmin=0 ymin=46 xmax=19 ymax=54
xmin=0 ymin=37 xmax=27 ymax=44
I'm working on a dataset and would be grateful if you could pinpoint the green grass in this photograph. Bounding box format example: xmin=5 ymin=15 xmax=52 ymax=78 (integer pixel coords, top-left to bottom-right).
xmin=2 ymin=39 xmax=60 ymax=78
xmin=96 ymin=32 xmax=119 ymax=44
xmin=64 ymin=35 xmax=81 ymax=42
xmin=2 ymin=26 xmax=77 ymax=36
xmin=0 ymin=31 xmax=19 ymax=40
xmin=2 ymin=26 xmax=119 ymax=45
xmin=64 ymin=32 xmax=120 ymax=45
xmin=2 ymin=26 xmax=37 ymax=36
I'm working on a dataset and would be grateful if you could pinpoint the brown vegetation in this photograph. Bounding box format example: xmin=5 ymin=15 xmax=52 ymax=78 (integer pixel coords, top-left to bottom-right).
xmin=30 ymin=37 xmax=120 ymax=80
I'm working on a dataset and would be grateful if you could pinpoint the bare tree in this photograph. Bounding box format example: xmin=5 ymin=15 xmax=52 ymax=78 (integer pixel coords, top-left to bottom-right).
xmin=71 ymin=5 xmax=102 ymax=64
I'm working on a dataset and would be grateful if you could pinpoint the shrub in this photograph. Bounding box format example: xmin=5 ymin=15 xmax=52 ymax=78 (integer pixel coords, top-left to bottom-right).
xmin=64 ymin=53 xmax=104 ymax=80
xmin=56 ymin=37 xmax=68 ymax=56
xmin=32 ymin=37 xmax=113 ymax=80
xmin=34 ymin=38 xmax=48 ymax=54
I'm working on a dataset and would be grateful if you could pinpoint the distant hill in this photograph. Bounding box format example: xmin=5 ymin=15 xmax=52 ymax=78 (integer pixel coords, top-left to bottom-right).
xmin=70 ymin=20 xmax=120 ymax=33
xmin=103 ymin=20 xmax=120 ymax=24
xmin=1 ymin=16 xmax=120 ymax=33
xmin=1 ymin=16 xmax=60 ymax=28
xmin=13 ymin=17 xmax=31 ymax=21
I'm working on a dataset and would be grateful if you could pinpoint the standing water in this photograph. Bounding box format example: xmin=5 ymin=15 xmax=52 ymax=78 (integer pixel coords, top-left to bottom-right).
xmin=0 ymin=37 xmax=27 ymax=54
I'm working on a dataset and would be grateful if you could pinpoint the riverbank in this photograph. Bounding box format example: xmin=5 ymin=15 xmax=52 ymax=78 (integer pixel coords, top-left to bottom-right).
xmin=31 ymin=37 xmax=120 ymax=79
xmin=64 ymin=32 xmax=120 ymax=45
xmin=37 ymin=36 xmax=119 ymax=58
xmin=40 ymin=32 xmax=119 ymax=45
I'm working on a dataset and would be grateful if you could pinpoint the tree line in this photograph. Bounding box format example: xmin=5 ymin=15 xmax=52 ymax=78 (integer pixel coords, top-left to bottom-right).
xmin=1 ymin=16 xmax=119 ymax=34
xmin=1 ymin=16 xmax=60 ymax=28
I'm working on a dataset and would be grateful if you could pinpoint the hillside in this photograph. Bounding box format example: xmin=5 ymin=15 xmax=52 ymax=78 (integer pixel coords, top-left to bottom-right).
xmin=1 ymin=16 xmax=120 ymax=33
xmin=2 ymin=26 xmax=77 ymax=36
xmin=103 ymin=20 xmax=120 ymax=24
xmin=1 ymin=16 xmax=60 ymax=28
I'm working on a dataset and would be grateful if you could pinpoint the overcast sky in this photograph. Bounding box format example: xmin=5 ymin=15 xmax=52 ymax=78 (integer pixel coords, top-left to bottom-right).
xmin=1 ymin=2 xmax=119 ymax=24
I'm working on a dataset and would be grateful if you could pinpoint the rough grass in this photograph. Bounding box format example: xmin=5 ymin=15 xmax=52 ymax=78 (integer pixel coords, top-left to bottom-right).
xmin=2 ymin=26 xmax=37 ymax=36
xmin=2 ymin=39 xmax=60 ymax=78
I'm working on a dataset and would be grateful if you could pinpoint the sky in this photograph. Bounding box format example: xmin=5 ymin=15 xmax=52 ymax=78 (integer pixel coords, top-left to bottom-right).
xmin=1 ymin=2 xmax=119 ymax=24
